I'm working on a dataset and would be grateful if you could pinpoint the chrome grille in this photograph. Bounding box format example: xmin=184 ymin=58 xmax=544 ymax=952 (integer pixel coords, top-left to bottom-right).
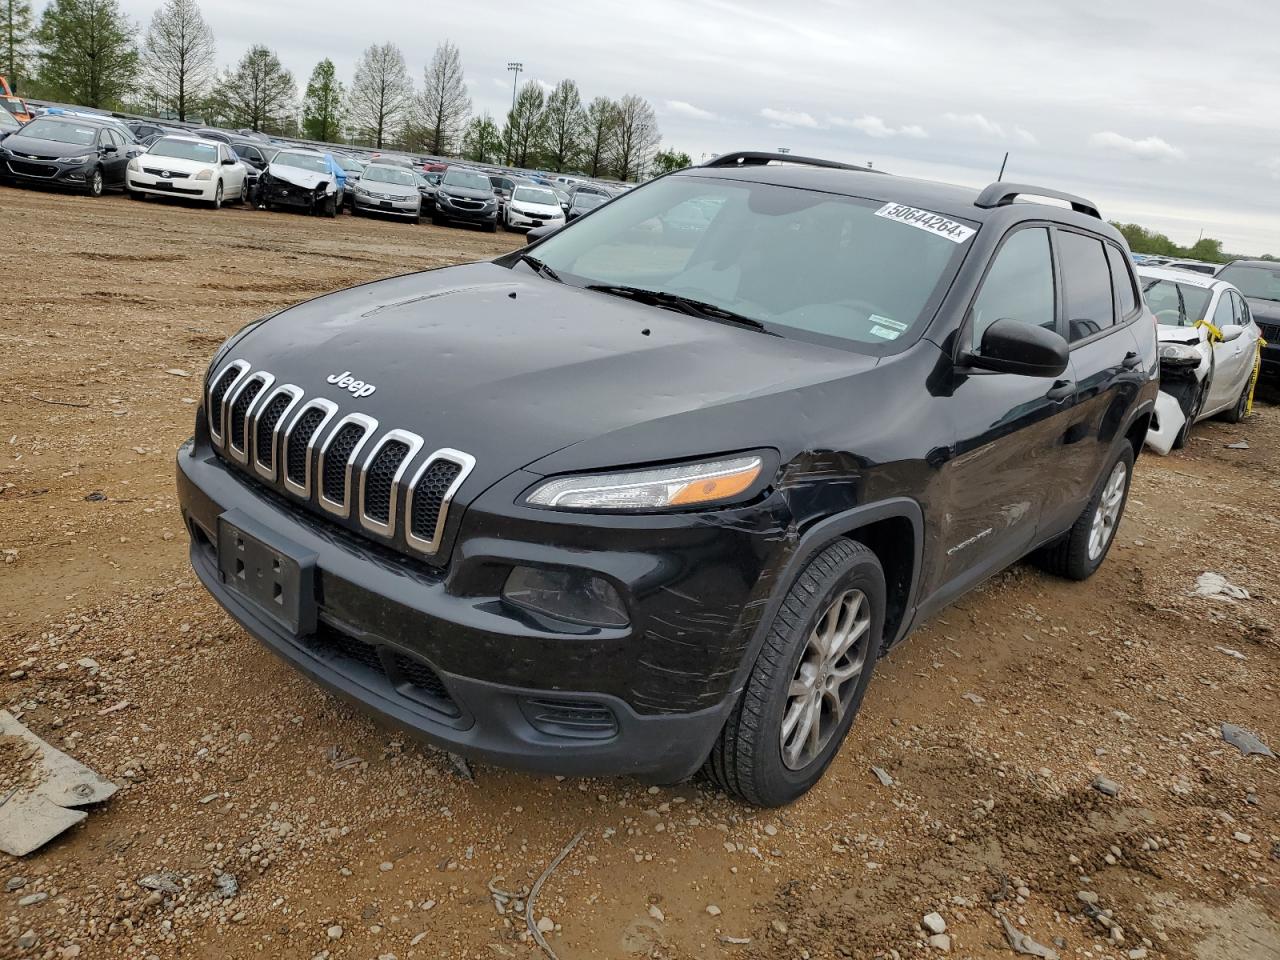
xmin=204 ymin=363 xmax=473 ymax=554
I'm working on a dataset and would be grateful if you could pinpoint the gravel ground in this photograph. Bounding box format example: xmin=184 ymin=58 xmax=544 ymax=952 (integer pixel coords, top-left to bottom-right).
xmin=1 ymin=185 xmax=1277 ymax=960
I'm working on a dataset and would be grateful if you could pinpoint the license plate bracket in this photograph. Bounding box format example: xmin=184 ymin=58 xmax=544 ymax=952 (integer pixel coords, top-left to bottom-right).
xmin=379 ymin=200 xmax=393 ymax=209
xmin=217 ymin=510 xmax=317 ymax=635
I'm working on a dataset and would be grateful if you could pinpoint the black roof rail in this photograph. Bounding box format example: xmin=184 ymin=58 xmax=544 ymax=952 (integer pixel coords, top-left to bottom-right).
xmin=975 ymin=182 xmax=1100 ymax=219
xmin=703 ymin=151 xmax=880 ymax=173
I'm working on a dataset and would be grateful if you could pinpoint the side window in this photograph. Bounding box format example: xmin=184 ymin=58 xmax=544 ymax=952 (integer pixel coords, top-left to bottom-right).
xmin=970 ymin=227 xmax=1055 ymax=346
xmin=1058 ymin=231 xmax=1116 ymax=342
xmin=1212 ymin=292 xmax=1234 ymax=329
xmin=1106 ymin=245 xmax=1139 ymax=317
xmin=1234 ymin=292 xmax=1251 ymax=326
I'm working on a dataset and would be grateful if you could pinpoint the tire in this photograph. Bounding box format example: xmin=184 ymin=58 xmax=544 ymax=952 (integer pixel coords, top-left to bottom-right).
xmin=129 ymin=189 xmax=145 ymax=201
xmin=1035 ymin=443 xmax=1134 ymax=582
xmin=210 ymin=181 xmax=223 ymax=210
xmin=85 ymin=168 xmax=104 ymax=198
xmin=432 ymin=214 xmax=444 ymax=226
xmin=239 ymin=179 xmax=250 ymax=205
xmin=704 ymin=539 xmax=885 ymax=807
xmin=1221 ymin=374 xmax=1252 ymax=424
xmin=324 ymin=195 xmax=337 ymax=219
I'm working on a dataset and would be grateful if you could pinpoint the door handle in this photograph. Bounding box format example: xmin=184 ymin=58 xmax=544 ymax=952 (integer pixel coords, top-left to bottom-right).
xmin=1046 ymin=380 xmax=1075 ymax=402
xmin=1122 ymin=351 xmax=1142 ymax=369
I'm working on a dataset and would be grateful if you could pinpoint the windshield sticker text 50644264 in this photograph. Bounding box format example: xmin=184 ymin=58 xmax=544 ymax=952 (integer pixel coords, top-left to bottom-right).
xmin=874 ymin=203 xmax=976 ymax=244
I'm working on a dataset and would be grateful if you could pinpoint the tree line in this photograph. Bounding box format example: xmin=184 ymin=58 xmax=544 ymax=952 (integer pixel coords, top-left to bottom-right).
xmin=1 ymin=0 xmax=675 ymax=179
xmin=1111 ymin=222 xmax=1277 ymax=265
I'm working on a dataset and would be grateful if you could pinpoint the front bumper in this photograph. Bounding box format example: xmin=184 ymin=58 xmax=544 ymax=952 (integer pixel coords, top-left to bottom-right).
xmin=434 ymin=198 xmax=498 ymax=224
xmin=127 ymin=171 xmax=216 ymax=200
xmin=1261 ymin=338 xmax=1280 ymax=379
xmin=1 ymin=155 xmax=95 ymax=187
xmin=176 ymin=438 xmax=775 ymax=781
xmin=507 ymin=210 xmax=564 ymax=231
xmin=354 ymin=193 xmax=420 ymax=217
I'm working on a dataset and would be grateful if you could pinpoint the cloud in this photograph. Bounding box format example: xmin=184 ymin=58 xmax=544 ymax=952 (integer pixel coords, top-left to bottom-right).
xmin=1259 ymin=157 xmax=1280 ymax=180
xmin=760 ymin=107 xmax=821 ymax=129
xmin=830 ymin=115 xmax=928 ymax=139
xmin=1089 ymin=131 xmax=1186 ymax=162
xmin=664 ymin=99 xmax=717 ymax=121
xmin=943 ymin=112 xmax=1037 ymax=146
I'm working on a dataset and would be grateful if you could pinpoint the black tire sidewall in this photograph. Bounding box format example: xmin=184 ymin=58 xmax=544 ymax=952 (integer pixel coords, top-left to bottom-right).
xmin=746 ymin=543 xmax=886 ymax=805
xmin=88 ymin=169 xmax=103 ymax=197
xmin=1071 ymin=444 xmax=1135 ymax=579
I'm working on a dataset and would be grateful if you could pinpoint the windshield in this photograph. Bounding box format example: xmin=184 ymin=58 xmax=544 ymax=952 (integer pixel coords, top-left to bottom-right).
xmin=149 ymin=138 xmax=218 ymax=163
xmin=1 ymin=98 xmax=22 ymax=115
xmin=573 ymin=193 xmax=605 ymax=209
xmin=443 ymin=169 xmax=491 ymax=191
xmin=1217 ymin=264 xmax=1280 ymax=303
xmin=514 ymin=186 xmax=558 ymax=205
xmin=1139 ymin=276 xmax=1214 ymax=326
xmin=529 ymin=175 xmax=973 ymax=350
xmin=363 ymin=165 xmax=416 ymax=186
xmin=274 ymin=152 xmax=328 ymax=173
xmin=19 ymin=118 xmax=98 ymax=145
xmin=338 ymin=157 xmax=364 ymax=174
xmin=0 ymin=110 xmax=17 ymax=130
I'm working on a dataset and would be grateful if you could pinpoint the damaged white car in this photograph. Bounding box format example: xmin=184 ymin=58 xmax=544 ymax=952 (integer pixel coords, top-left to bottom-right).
xmin=1139 ymin=266 xmax=1262 ymax=454
xmin=256 ymin=148 xmax=340 ymax=218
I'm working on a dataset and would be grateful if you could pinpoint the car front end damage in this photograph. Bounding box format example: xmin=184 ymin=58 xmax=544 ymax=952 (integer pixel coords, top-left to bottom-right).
xmin=1144 ymin=327 xmax=1210 ymax=455
xmin=258 ymin=165 xmax=337 ymax=215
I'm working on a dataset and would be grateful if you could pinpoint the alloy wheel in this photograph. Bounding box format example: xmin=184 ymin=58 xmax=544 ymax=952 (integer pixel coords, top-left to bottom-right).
xmin=780 ymin=589 xmax=870 ymax=770
xmin=91 ymin=171 xmax=103 ymax=196
xmin=1087 ymin=460 xmax=1128 ymax=561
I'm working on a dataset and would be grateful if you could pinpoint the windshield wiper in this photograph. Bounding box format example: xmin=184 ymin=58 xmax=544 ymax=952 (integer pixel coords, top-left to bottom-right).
xmin=585 ymin=284 xmax=774 ymax=334
xmin=517 ymin=253 xmax=562 ymax=283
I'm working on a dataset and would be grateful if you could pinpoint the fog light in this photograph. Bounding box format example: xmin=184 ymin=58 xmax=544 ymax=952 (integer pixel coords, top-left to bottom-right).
xmin=503 ymin=566 xmax=628 ymax=628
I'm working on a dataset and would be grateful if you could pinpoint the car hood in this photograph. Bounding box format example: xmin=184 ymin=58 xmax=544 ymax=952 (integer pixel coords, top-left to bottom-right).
xmin=228 ymin=262 xmax=873 ymax=491
xmin=437 ymin=185 xmax=493 ymax=200
xmin=267 ymin=162 xmax=332 ymax=190
xmin=2 ymin=134 xmax=97 ymax=158
xmin=141 ymin=153 xmax=217 ymax=172
xmin=1157 ymin=324 xmax=1205 ymax=345
xmin=362 ymin=180 xmax=418 ymax=199
xmin=511 ymin=200 xmax=562 ymax=215
xmin=1245 ymin=297 xmax=1280 ymax=324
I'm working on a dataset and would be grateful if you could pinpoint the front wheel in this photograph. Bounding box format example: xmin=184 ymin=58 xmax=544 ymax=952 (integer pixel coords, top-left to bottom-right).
xmin=210 ymin=181 xmax=223 ymax=210
xmin=85 ymin=168 xmax=104 ymax=198
xmin=1221 ymin=372 xmax=1253 ymax=424
xmin=705 ymin=539 xmax=885 ymax=807
xmin=238 ymin=179 xmax=250 ymax=205
xmin=1035 ymin=443 xmax=1134 ymax=581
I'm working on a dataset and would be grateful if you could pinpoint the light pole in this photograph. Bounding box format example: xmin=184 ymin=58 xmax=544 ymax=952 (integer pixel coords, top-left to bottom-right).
xmin=507 ymin=62 xmax=523 ymax=114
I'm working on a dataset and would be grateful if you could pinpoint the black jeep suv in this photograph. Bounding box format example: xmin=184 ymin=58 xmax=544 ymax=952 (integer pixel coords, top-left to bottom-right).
xmin=177 ymin=151 xmax=1158 ymax=806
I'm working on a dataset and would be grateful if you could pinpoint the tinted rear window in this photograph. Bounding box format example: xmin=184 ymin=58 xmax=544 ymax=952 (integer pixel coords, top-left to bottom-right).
xmin=1058 ymin=232 xmax=1116 ymax=341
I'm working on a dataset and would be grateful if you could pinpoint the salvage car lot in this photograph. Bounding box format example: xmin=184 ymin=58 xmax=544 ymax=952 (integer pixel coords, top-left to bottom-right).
xmin=1 ymin=188 xmax=1278 ymax=959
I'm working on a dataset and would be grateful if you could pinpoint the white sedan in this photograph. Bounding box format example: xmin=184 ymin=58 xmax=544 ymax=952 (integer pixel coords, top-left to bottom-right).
xmin=126 ymin=135 xmax=249 ymax=208
xmin=502 ymin=184 xmax=566 ymax=232
xmin=1139 ymin=266 xmax=1263 ymax=453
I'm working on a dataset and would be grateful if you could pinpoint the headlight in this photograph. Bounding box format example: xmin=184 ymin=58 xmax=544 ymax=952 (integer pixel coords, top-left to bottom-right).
xmin=526 ymin=455 xmax=764 ymax=511
xmin=61 ymin=154 xmax=93 ymax=163
xmin=194 ymin=168 xmax=214 ymax=181
xmin=1159 ymin=342 xmax=1201 ymax=363
xmin=127 ymin=157 xmax=139 ymax=171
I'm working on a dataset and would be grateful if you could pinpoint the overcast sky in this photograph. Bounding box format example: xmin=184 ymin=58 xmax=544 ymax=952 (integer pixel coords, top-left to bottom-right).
xmin=112 ymin=0 xmax=1280 ymax=253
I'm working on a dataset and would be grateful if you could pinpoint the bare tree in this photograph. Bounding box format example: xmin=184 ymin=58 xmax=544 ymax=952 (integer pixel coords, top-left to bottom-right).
xmin=211 ymin=44 xmax=294 ymax=133
xmin=610 ymin=94 xmax=660 ymax=181
xmin=538 ymin=78 xmax=583 ymax=173
xmin=502 ymin=80 xmax=544 ymax=168
xmin=348 ymin=42 xmax=412 ymax=149
xmin=140 ymin=0 xmax=215 ymax=121
xmin=414 ymin=39 xmax=469 ymax=155
xmin=582 ymin=96 xmax=618 ymax=178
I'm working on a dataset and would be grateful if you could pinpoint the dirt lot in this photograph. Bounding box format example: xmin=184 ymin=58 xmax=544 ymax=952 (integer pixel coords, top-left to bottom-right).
xmin=1 ymin=185 xmax=1277 ymax=960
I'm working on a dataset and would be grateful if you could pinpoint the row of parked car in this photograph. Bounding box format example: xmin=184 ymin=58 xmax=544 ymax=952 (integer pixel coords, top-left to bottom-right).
xmin=0 ymin=105 xmax=627 ymax=232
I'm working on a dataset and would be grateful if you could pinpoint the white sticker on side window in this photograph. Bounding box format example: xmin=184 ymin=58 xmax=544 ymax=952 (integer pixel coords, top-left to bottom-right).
xmin=874 ymin=203 xmax=976 ymax=243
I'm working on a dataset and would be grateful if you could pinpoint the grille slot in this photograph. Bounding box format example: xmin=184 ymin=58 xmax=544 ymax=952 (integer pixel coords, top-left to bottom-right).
xmin=207 ymin=361 xmax=247 ymax=441
xmin=389 ymin=653 xmax=459 ymax=717
xmin=364 ymin=441 xmax=410 ymax=524
xmin=228 ymin=376 xmax=266 ymax=453
xmin=286 ymin=407 xmax=326 ymax=486
xmin=306 ymin=622 xmax=385 ymax=674
xmin=255 ymin=393 xmax=293 ymax=464
xmin=322 ymin=425 xmax=365 ymax=503
xmin=405 ymin=451 xmax=474 ymax=556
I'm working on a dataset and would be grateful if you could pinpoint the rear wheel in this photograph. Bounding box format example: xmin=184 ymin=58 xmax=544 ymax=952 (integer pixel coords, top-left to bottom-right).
xmin=705 ymin=539 xmax=884 ymax=807
xmin=1035 ymin=443 xmax=1134 ymax=581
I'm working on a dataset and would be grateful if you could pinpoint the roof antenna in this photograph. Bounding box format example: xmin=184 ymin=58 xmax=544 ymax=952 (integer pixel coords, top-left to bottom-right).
xmin=996 ymin=151 xmax=1009 ymax=182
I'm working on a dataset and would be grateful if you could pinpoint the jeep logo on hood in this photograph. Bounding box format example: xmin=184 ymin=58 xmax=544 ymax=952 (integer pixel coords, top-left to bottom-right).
xmin=327 ymin=370 xmax=376 ymax=399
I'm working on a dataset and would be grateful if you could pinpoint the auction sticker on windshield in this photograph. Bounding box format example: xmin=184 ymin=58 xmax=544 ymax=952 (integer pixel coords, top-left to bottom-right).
xmin=874 ymin=203 xmax=976 ymax=243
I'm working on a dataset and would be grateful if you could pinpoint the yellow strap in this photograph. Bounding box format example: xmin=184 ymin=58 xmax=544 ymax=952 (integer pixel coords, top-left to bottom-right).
xmin=1194 ymin=318 xmax=1223 ymax=343
xmin=1246 ymin=338 xmax=1266 ymax=416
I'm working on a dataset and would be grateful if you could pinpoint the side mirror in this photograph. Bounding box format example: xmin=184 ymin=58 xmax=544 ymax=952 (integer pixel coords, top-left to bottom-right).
xmin=1218 ymin=324 xmax=1244 ymax=343
xmin=965 ymin=318 xmax=1069 ymax=378
xmin=222 ymin=157 xmax=236 ymax=165
xmin=526 ymin=224 xmax=561 ymax=245
xmin=102 ymin=143 xmax=118 ymax=154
